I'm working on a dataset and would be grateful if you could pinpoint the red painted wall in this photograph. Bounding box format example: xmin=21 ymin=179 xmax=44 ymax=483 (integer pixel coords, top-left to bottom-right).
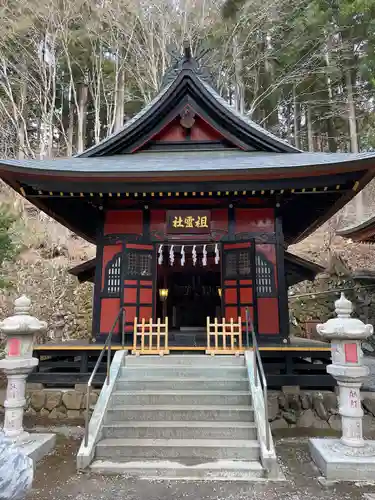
xmin=234 ymin=208 xmax=279 ymax=336
xmin=235 ymin=208 xmax=275 ymax=234
xmin=149 ymin=115 xmax=226 ymax=143
xmin=104 ymin=210 xmax=142 ymax=235
xmin=96 ymin=206 xmax=281 ymax=340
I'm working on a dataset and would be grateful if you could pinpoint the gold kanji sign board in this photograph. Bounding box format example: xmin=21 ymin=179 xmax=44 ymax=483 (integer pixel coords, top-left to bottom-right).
xmin=167 ymin=210 xmax=211 ymax=234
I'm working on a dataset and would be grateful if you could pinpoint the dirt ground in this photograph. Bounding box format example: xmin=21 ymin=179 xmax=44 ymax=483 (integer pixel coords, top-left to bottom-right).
xmin=26 ymin=427 xmax=375 ymax=500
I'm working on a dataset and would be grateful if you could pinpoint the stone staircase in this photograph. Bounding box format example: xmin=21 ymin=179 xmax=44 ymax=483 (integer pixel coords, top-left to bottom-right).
xmin=79 ymin=353 xmax=279 ymax=481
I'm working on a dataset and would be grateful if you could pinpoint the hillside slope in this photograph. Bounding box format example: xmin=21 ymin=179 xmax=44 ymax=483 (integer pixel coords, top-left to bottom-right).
xmin=0 ymin=186 xmax=95 ymax=343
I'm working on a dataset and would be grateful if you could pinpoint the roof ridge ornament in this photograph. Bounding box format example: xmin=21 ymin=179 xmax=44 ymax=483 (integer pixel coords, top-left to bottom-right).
xmin=161 ymin=41 xmax=216 ymax=90
xmin=183 ymin=39 xmax=192 ymax=64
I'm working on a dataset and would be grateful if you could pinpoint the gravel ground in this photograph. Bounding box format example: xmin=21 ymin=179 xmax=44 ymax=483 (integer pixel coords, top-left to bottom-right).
xmin=26 ymin=429 xmax=375 ymax=500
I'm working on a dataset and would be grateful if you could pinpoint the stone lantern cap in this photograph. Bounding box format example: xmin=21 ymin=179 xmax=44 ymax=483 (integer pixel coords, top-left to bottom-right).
xmin=317 ymin=292 xmax=373 ymax=341
xmin=0 ymin=295 xmax=47 ymax=337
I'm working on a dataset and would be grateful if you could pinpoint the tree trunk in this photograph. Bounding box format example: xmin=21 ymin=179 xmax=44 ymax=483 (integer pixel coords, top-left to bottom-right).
xmin=77 ymin=83 xmax=88 ymax=153
xmin=345 ymin=67 xmax=358 ymax=153
xmin=17 ymin=77 xmax=27 ymax=160
xmin=345 ymin=65 xmax=363 ymax=220
xmin=324 ymin=43 xmax=337 ymax=152
xmin=293 ymin=84 xmax=300 ymax=149
xmin=306 ymin=104 xmax=314 ymax=152
xmin=67 ymin=98 xmax=74 ymax=157
xmin=233 ymin=36 xmax=245 ymax=114
xmin=114 ymin=66 xmax=125 ymax=133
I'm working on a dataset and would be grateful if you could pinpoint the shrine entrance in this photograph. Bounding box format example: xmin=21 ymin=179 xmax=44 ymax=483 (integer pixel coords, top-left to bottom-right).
xmin=156 ymin=244 xmax=221 ymax=347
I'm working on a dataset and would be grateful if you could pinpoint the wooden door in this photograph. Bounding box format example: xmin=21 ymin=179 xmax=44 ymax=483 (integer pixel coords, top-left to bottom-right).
xmin=221 ymin=242 xmax=256 ymax=331
xmin=122 ymin=243 xmax=155 ymax=332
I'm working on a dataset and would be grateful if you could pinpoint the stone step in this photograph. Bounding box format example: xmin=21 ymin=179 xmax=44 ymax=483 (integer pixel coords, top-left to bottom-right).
xmin=125 ymin=355 xmax=245 ymax=367
xmin=105 ymin=405 xmax=255 ymax=423
xmin=115 ymin=378 xmax=249 ymax=391
xmin=120 ymin=366 xmax=247 ymax=379
xmin=102 ymin=421 xmax=257 ymax=440
xmin=110 ymin=390 xmax=251 ymax=406
xmin=95 ymin=438 xmax=261 ymax=461
xmin=90 ymin=459 xmax=265 ymax=481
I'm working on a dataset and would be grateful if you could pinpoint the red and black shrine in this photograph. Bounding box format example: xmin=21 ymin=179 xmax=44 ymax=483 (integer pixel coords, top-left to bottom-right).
xmin=1 ymin=45 xmax=375 ymax=350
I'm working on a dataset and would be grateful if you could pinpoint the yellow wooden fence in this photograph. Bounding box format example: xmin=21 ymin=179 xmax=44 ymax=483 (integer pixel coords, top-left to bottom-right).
xmin=132 ymin=317 xmax=169 ymax=355
xmin=206 ymin=316 xmax=242 ymax=355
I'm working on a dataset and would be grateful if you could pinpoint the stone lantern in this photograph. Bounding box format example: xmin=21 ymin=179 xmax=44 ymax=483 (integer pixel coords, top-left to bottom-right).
xmin=0 ymin=295 xmax=55 ymax=462
xmin=309 ymin=293 xmax=375 ymax=480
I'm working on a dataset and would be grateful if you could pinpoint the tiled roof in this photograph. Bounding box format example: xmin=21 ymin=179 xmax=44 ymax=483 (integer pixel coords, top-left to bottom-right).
xmin=1 ymin=150 xmax=375 ymax=175
xmin=338 ymin=214 xmax=375 ymax=239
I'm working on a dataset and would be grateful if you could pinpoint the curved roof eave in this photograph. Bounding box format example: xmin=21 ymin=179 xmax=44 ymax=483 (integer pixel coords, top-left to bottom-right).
xmin=1 ymin=151 xmax=375 ymax=178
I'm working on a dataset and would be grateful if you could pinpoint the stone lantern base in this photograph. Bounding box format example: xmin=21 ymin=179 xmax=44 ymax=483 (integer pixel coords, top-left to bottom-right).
xmin=0 ymin=295 xmax=55 ymax=464
xmin=13 ymin=434 xmax=56 ymax=464
xmin=309 ymin=438 xmax=375 ymax=481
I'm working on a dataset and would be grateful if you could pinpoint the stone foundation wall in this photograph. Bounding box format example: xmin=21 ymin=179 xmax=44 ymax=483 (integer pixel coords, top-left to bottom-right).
xmin=1 ymin=385 xmax=375 ymax=428
xmin=0 ymin=384 xmax=99 ymax=420
xmin=268 ymin=388 xmax=375 ymax=431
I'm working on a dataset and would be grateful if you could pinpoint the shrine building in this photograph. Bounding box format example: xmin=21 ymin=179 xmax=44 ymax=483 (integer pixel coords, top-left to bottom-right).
xmin=338 ymin=214 xmax=375 ymax=243
xmin=1 ymin=46 xmax=375 ymax=352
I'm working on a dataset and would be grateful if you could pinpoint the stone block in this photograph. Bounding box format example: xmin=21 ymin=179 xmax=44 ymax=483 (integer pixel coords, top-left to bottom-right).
xmin=44 ymin=391 xmax=62 ymax=411
xmin=267 ymin=393 xmax=279 ymax=422
xmin=62 ymin=390 xmax=83 ymax=410
xmin=363 ymin=414 xmax=375 ymax=433
xmin=278 ymin=392 xmax=287 ymax=410
xmin=286 ymin=393 xmax=302 ymax=413
xmin=300 ymin=392 xmax=312 ymax=410
xmin=67 ymin=410 xmax=81 ymax=419
xmin=283 ymin=410 xmax=297 ymax=424
xmin=30 ymin=391 xmax=46 ymax=411
xmin=0 ymin=389 xmax=5 ymax=407
xmin=26 ymin=383 xmax=44 ymax=390
xmin=48 ymin=407 xmax=67 ymax=420
xmin=298 ymin=409 xmax=316 ymax=428
xmin=282 ymin=386 xmax=300 ymax=394
xmin=328 ymin=414 xmax=341 ymax=431
xmin=39 ymin=408 xmax=50 ymax=418
xmin=314 ymin=418 xmax=330 ymax=429
xmin=25 ymin=407 xmax=37 ymax=416
xmin=80 ymin=391 xmax=99 ymax=410
xmin=313 ymin=393 xmax=329 ymax=421
xmin=271 ymin=418 xmax=288 ymax=430
xmin=74 ymin=384 xmax=88 ymax=393
xmin=362 ymin=397 xmax=375 ymax=417
xmin=323 ymin=392 xmax=338 ymax=415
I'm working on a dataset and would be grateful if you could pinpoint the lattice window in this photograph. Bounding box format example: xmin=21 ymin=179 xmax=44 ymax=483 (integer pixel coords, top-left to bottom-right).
xmin=225 ymin=250 xmax=252 ymax=278
xmin=106 ymin=254 xmax=121 ymax=296
xmin=126 ymin=252 xmax=152 ymax=277
xmin=127 ymin=252 xmax=138 ymax=276
xmin=238 ymin=251 xmax=251 ymax=276
xmin=225 ymin=253 xmax=237 ymax=278
xmin=256 ymin=254 xmax=275 ymax=297
xmin=140 ymin=253 xmax=152 ymax=277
